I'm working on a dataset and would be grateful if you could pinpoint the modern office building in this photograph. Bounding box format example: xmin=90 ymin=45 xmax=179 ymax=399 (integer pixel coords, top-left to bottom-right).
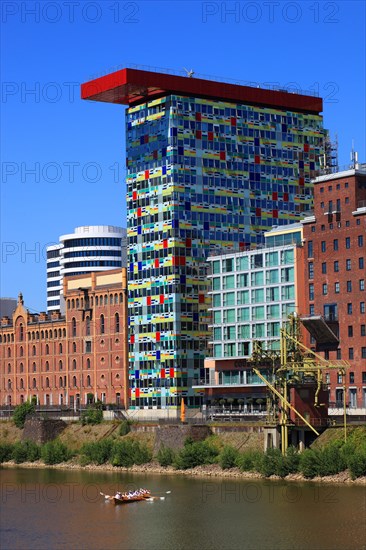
xmin=47 ymin=225 xmax=127 ymax=312
xmin=301 ymin=164 xmax=366 ymax=411
xmin=0 ymin=269 xmax=128 ymax=408
xmin=197 ymin=224 xmax=306 ymax=406
xmin=82 ymin=68 xmax=324 ymax=409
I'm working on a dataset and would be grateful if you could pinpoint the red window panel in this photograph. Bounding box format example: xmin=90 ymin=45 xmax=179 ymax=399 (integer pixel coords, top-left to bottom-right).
xmin=208 ymin=132 xmax=214 ymax=141
xmin=256 ymin=208 xmax=261 ymax=217
xmin=154 ymin=258 xmax=159 ymax=268
xmin=159 ymin=295 xmax=164 ymax=304
xmin=186 ymin=238 xmax=192 ymax=247
xmin=135 ymin=388 xmax=140 ymax=398
xmin=220 ymin=151 xmax=226 ymax=161
xmin=255 ymin=155 xmax=260 ymax=164
xmin=147 ymin=296 xmax=151 ymax=306
xmin=196 ymin=130 xmax=202 ymax=139
xmin=163 ymin=239 xmax=168 ymax=248
xmin=272 ymin=192 xmax=278 ymax=200
xmin=273 ymin=209 xmax=278 ymax=218
xmin=231 ymin=117 xmax=236 ymax=126
xmin=195 ymin=112 xmax=201 ymax=121
xmin=144 ymin=170 xmax=149 ymax=180
xmin=284 ymin=192 xmax=289 ymax=201
xmin=156 ymin=332 xmax=160 ymax=342
xmin=199 ymin=294 xmax=205 ymax=304
xmin=161 ymin=369 xmax=165 ymax=379
xmin=170 ymin=368 xmax=175 ymax=378
xmin=132 ymin=191 xmax=137 ymax=200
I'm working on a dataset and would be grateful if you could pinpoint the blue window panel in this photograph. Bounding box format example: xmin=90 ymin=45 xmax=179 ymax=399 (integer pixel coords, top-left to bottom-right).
xmin=135 ymin=370 xmax=140 ymax=379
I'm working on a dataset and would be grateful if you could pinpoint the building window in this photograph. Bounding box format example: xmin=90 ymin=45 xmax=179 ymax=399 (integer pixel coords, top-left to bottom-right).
xmin=358 ymin=235 xmax=364 ymax=247
xmin=347 ymin=303 xmax=352 ymax=314
xmin=347 ymin=281 xmax=352 ymax=292
xmin=321 ymin=241 xmax=326 ymax=252
xmin=362 ymin=372 xmax=366 ymax=384
xmin=361 ymin=325 xmax=366 ymax=337
xmin=72 ymin=318 xmax=76 ymax=337
xmin=336 ymin=349 xmax=342 ymax=360
xmin=309 ymin=304 xmax=315 ymax=316
xmin=334 ymin=282 xmax=340 ymax=293
xmin=349 ymin=348 xmax=354 ymax=360
xmin=308 ymin=262 xmax=314 ymax=279
xmin=348 ymin=326 xmax=353 ymax=337
xmin=86 ymin=316 xmax=91 ymax=336
xmin=333 ymin=239 xmax=338 ymax=251
xmin=100 ymin=315 xmax=105 ymax=334
xmin=115 ymin=313 xmax=120 ymax=333
xmin=334 ymin=261 xmax=339 ymax=272
xmin=337 ymin=373 xmax=343 ymax=384
xmin=345 ymin=237 xmax=351 ymax=249
xmin=349 ymin=372 xmax=354 ymax=384
xmin=309 ymin=284 xmax=314 ymax=301
xmin=321 ymin=225 xmax=325 ymax=231
xmin=361 ymin=302 xmax=365 ymax=314
xmin=307 ymin=241 xmax=313 ymax=258
xmin=322 ymin=284 xmax=328 ymax=295
xmin=86 ymin=358 xmax=91 ymax=369
xmin=359 ymin=258 xmax=364 ymax=269
xmin=59 ymin=343 xmax=62 ymax=354
xmin=85 ymin=341 xmax=92 ymax=353
xmin=362 ymin=348 xmax=366 ymax=359
xmin=321 ymin=262 xmax=327 ymax=274
xmin=346 ymin=259 xmax=351 ymax=271
xmin=360 ymin=280 xmax=365 ymax=291
xmin=324 ymin=304 xmax=337 ymax=321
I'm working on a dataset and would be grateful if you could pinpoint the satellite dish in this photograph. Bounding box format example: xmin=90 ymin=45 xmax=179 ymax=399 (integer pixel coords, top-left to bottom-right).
xmin=183 ymin=67 xmax=195 ymax=78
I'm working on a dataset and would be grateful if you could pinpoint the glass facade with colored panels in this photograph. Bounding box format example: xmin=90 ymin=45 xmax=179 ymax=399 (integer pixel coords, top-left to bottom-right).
xmin=208 ymin=244 xmax=298 ymax=359
xmin=126 ymin=94 xmax=323 ymax=409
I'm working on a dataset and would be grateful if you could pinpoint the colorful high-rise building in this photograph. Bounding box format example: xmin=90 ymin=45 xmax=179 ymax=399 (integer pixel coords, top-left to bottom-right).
xmin=82 ymin=68 xmax=324 ymax=410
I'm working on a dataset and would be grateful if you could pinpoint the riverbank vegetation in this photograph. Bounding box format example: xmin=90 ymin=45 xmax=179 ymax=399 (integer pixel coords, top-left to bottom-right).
xmin=1 ymin=424 xmax=365 ymax=480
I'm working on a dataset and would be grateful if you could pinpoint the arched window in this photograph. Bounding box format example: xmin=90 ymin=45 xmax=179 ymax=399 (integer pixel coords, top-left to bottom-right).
xmin=119 ymin=293 xmax=123 ymax=303
xmin=32 ymin=378 xmax=37 ymax=389
xmin=90 ymin=297 xmax=94 ymax=307
xmin=7 ymin=379 xmax=12 ymax=390
xmin=32 ymin=362 xmax=36 ymax=372
xmin=72 ymin=359 xmax=77 ymax=370
xmin=59 ymin=360 xmax=63 ymax=371
xmin=109 ymin=294 xmax=113 ymax=304
xmin=19 ymin=323 xmax=24 ymax=341
xmin=67 ymin=300 xmax=70 ymax=309
xmin=86 ymin=316 xmax=90 ymax=336
xmin=19 ymin=346 xmax=23 ymax=357
xmin=45 ymin=377 xmax=50 ymax=388
xmin=45 ymin=344 xmax=49 ymax=355
xmin=76 ymin=298 xmax=80 ymax=309
xmin=114 ymin=294 xmax=118 ymax=305
xmin=72 ymin=318 xmax=76 ymax=337
xmin=7 ymin=347 xmax=11 ymax=358
xmin=59 ymin=343 xmax=63 ymax=354
xmin=7 ymin=363 xmax=11 ymax=373
xmin=20 ymin=378 xmax=24 ymax=390
xmin=36 ymin=331 xmax=39 ymax=340
xmin=86 ymin=358 xmax=91 ymax=369
xmin=71 ymin=299 xmax=75 ymax=308
xmin=100 ymin=315 xmax=105 ymax=334
xmin=58 ymin=329 xmax=62 ymax=338
xmin=45 ymin=330 xmax=48 ymax=338
xmin=95 ymin=295 xmax=99 ymax=306
xmin=86 ymin=375 xmax=91 ymax=387
xmin=32 ymin=345 xmax=36 ymax=356
xmin=73 ymin=376 xmax=77 ymax=388
xmin=73 ymin=342 xmax=76 ymax=353
xmin=99 ymin=295 xmax=102 ymax=306
xmin=54 ymin=329 xmax=57 ymax=339
xmin=59 ymin=376 xmax=63 ymax=388
xmin=41 ymin=331 xmax=44 ymax=339
xmin=115 ymin=312 xmax=120 ymax=333
xmin=0 ymin=335 xmax=2 ymax=343
xmin=45 ymin=361 xmax=49 ymax=371
xmin=20 ymin=395 xmax=24 ymax=404
xmin=63 ymin=328 xmax=66 ymax=337
xmin=20 ymin=362 xmax=24 ymax=373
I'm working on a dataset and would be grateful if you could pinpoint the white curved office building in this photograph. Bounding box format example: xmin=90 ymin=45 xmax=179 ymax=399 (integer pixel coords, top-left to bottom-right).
xmin=46 ymin=225 xmax=127 ymax=312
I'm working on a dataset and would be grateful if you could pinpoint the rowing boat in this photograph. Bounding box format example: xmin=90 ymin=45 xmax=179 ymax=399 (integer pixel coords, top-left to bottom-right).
xmin=113 ymin=494 xmax=151 ymax=505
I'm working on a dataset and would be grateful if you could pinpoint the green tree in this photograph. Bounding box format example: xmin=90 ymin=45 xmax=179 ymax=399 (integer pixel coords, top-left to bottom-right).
xmin=13 ymin=401 xmax=36 ymax=429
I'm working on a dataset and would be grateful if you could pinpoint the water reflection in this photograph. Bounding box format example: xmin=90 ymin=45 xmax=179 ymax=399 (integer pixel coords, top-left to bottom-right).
xmin=1 ymin=468 xmax=365 ymax=550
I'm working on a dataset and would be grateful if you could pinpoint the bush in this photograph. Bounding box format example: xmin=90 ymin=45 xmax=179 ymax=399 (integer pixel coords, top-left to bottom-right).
xmin=317 ymin=441 xmax=346 ymax=476
xmin=157 ymin=446 xmax=175 ymax=467
xmin=236 ymin=450 xmax=262 ymax=472
xmin=257 ymin=448 xmax=286 ymax=477
xmin=285 ymin=446 xmax=300 ymax=474
xmin=80 ymin=439 xmax=113 ymax=465
xmin=299 ymin=448 xmax=320 ymax=478
xmin=219 ymin=445 xmax=239 ymax=470
xmin=13 ymin=402 xmax=36 ymax=429
xmin=81 ymin=407 xmax=103 ymax=426
xmin=41 ymin=440 xmax=72 ymax=465
xmin=119 ymin=420 xmax=132 ymax=436
xmin=12 ymin=440 xmax=40 ymax=464
xmin=174 ymin=440 xmax=219 ymax=470
xmin=347 ymin=445 xmax=366 ymax=480
xmin=111 ymin=439 xmax=152 ymax=467
xmin=0 ymin=443 xmax=14 ymax=463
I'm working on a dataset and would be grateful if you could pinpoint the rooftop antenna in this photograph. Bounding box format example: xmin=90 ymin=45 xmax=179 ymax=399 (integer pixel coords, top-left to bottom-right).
xmin=183 ymin=67 xmax=195 ymax=78
xmin=351 ymin=141 xmax=358 ymax=168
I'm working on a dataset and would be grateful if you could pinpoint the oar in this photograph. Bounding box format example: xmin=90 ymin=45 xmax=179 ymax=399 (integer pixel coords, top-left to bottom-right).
xmin=100 ymin=491 xmax=114 ymax=501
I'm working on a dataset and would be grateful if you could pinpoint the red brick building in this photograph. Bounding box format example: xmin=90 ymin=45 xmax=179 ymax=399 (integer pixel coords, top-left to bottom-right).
xmin=301 ymin=166 xmax=366 ymax=410
xmin=0 ymin=269 xmax=128 ymax=409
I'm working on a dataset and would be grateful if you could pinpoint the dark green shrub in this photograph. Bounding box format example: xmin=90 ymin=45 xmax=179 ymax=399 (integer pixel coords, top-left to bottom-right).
xmin=12 ymin=440 xmax=40 ymax=464
xmin=347 ymin=445 xmax=366 ymax=479
xmin=157 ymin=446 xmax=175 ymax=467
xmin=219 ymin=445 xmax=239 ymax=469
xmin=81 ymin=407 xmax=103 ymax=425
xmin=317 ymin=441 xmax=346 ymax=476
xmin=13 ymin=402 xmax=35 ymax=429
xmin=0 ymin=443 xmax=14 ymax=463
xmin=236 ymin=450 xmax=262 ymax=472
xmin=41 ymin=440 xmax=72 ymax=465
xmin=174 ymin=440 xmax=219 ymax=470
xmin=80 ymin=439 xmax=113 ymax=465
xmin=285 ymin=446 xmax=300 ymax=474
xmin=257 ymin=448 xmax=287 ymax=477
xmin=299 ymin=448 xmax=319 ymax=478
xmin=111 ymin=439 xmax=152 ymax=467
xmin=119 ymin=420 xmax=132 ymax=436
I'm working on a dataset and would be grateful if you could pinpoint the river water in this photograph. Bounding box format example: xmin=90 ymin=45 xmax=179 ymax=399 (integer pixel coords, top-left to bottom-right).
xmin=1 ymin=468 xmax=365 ymax=550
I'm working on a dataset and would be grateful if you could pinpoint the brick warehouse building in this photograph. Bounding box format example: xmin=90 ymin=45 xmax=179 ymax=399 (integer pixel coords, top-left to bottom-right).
xmin=301 ymin=166 xmax=366 ymax=410
xmin=82 ymin=68 xmax=325 ymax=410
xmin=0 ymin=269 xmax=128 ymax=409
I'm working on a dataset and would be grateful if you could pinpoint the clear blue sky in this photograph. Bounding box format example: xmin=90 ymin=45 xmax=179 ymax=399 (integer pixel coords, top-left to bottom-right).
xmin=1 ymin=0 xmax=365 ymax=311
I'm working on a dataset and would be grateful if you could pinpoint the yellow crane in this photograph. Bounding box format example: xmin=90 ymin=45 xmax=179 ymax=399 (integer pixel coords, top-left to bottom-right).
xmin=250 ymin=314 xmax=349 ymax=454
